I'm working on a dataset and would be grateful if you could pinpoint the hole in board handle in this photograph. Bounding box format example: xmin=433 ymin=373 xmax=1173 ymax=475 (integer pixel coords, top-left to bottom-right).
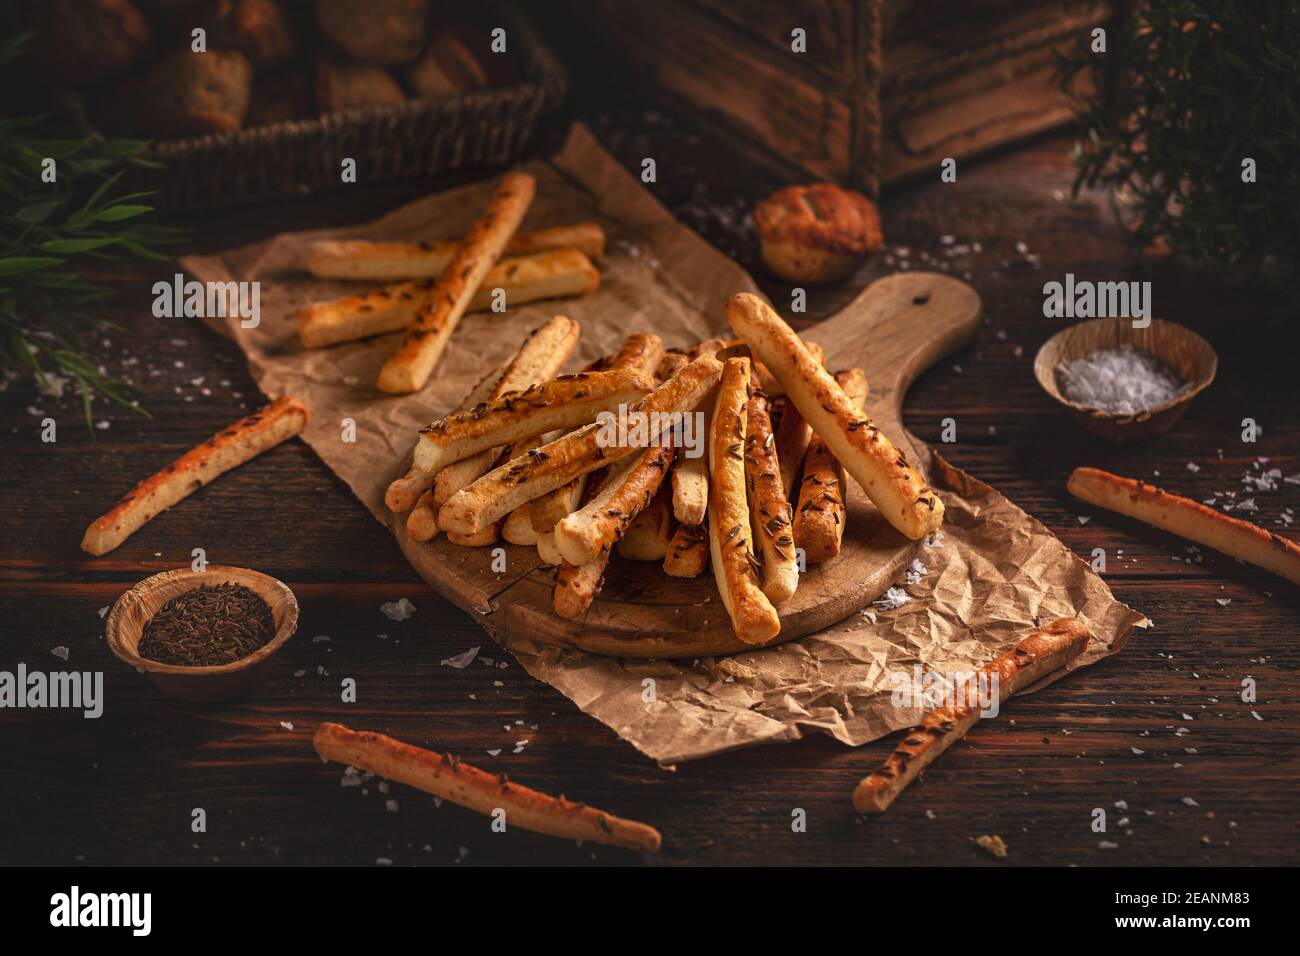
xmin=912 ymin=293 xmax=931 ymax=306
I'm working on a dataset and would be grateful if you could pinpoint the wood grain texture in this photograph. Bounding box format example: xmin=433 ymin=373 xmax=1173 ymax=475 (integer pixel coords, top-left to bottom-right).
xmin=1 ymin=94 xmax=1297 ymax=867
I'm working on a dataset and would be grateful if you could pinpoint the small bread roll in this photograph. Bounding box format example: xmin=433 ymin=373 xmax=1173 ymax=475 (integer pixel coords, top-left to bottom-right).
xmin=316 ymin=57 xmax=406 ymax=113
xmin=754 ymin=183 xmax=883 ymax=284
xmin=315 ymin=0 xmax=428 ymax=66
xmin=31 ymin=0 xmax=153 ymax=88
xmin=406 ymin=34 xmax=487 ymax=99
xmin=110 ymin=49 xmax=252 ymax=138
xmin=208 ymin=0 xmax=296 ymax=71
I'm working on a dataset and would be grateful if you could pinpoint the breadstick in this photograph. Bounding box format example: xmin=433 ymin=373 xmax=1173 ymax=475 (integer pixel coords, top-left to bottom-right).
xmin=412 ymin=367 xmax=652 ymax=475
xmin=852 ymin=618 xmax=1092 ymax=814
xmin=618 ymin=486 xmax=675 ymax=561
xmin=793 ymin=368 xmax=868 ymax=563
xmin=1068 ymin=467 xmax=1300 ymax=586
xmin=307 ymin=222 xmax=605 ymax=279
xmin=708 ymin=358 xmax=781 ymax=644
xmin=378 ymin=172 xmax=535 ymax=393
xmin=313 ymin=722 xmax=660 ymax=853
xmin=663 ymin=521 xmax=708 ymax=577
xmin=531 ymin=334 xmax=665 ymax=533
xmin=745 ymin=390 xmax=798 ymax=602
xmin=81 ymin=396 xmax=308 ymax=556
xmin=406 ymin=490 xmax=440 ymax=542
xmin=425 ymin=316 xmax=581 ymax=506
xmin=668 ymin=337 xmax=722 ymax=525
xmin=721 ymin=336 xmax=823 ymax=397
xmin=656 ymin=351 xmax=688 ymax=383
xmin=553 ymin=558 xmax=607 ymax=619
xmin=555 ymin=444 xmax=674 ymax=566
xmin=726 ymin=292 xmax=943 ymax=540
xmin=438 ymin=355 xmax=723 ymax=536
xmin=387 ymin=361 xmax=511 ymax=513
xmin=773 ymin=398 xmax=811 ymax=498
xmin=536 ymin=530 xmax=564 ymax=566
xmin=502 ymin=503 xmax=538 ymax=546
xmin=296 ymin=250 xmax=599 ymax=348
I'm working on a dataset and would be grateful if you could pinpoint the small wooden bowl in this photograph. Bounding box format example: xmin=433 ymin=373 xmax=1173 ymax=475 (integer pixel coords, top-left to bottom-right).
xmin=1034 ymin=318 xmax=1217 ymax=443
xmin=106 ymin=566 xmax=299 ymax=703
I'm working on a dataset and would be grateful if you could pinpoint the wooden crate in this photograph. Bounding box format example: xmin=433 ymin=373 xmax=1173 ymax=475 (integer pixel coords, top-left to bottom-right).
xmin=573 ymin=0 xmax=1111 ymax=193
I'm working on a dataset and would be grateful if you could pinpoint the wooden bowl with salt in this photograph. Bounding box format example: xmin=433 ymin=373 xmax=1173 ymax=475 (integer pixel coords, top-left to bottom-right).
xmin=1034 ymin=318 xmax=1217 ymax=443
xmin=106 ymin=566 xmax=299 ymax=703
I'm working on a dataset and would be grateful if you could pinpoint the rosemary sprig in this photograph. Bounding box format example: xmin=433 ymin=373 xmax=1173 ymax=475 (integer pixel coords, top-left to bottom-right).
xmin=1056 ymin=1 xmax=1300 ymax=282
xmin=0 ymin=33 xmax=183 ymax=423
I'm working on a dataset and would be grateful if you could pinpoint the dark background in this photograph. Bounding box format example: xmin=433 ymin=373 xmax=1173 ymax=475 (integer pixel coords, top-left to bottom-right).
xmin=2 ymin=24 xmax=1298 ymax=866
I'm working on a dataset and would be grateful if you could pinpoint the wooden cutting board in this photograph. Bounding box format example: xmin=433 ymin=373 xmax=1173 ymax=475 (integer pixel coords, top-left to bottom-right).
xmin=396 ymin=272 xmax=981 ymax=659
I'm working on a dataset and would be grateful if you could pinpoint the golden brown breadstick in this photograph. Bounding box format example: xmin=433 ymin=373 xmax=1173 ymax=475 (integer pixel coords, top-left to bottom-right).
xmin=81 ymin=396 xmax=309 ymax=556
xmin=663 ymin=522 xmax=708 ymax=577
xmin=745 ymin=390 xmax=798 ymax=601
xmin=406 ymin=489 xmax=441 ymax=542
xmin=708 ymin=358 xmax=781 ymax=644
xmin=852 ymin=618 xmax=1092 ymax=814
xmin=426 ymin=317 xmax=580 ymax=506
xmin=793 ymin=368 xmax=868 ymax=564
xmin=555 ymin=444 xmax=674 ymax=566
xmin=388 ymin=361 xmax=511 ymax=513
xmin=1068 ymin=467 xmax=1300 ymax=586
xmin=412 ymin=368 xmax=652 ymax=475
xmin=296 ymin=250 xmax=599 ymax=349
xmin=553 ymin=557 xmax=606 ymax=618
xmin=618 ymin=486 xmax=675 ymax=561
xmin=773 ymin=398 xmax=811 ymax=498
xmin=438 ymin=355 xmax=723 ymax=536
xmin=502 ymin=503 xmax=538 ymax=546
xmin=378 ymin=172 xmax=535 ymax=393
xmin=313 ymin=722 xmax=660 ymax=852
xmin=720 ymin=336 xmax=823 ymax=396
xmin=727 ymin=293 xmax=942 ymax=540
xmin=306 ymin=222 xmax=606 ymax=279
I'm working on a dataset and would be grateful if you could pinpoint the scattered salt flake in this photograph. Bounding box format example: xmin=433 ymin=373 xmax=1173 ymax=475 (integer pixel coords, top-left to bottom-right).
xmin=1250 ymin=710 xmax=1263 ymax=721
xmin=441 ymin=646 xmax=480 ymax=669
xmin=924 ymin=530 xmax=945 ymax=548
xmin=1130 ymin=747 xmax=1145 ymax=755
xmin=376 ymin=857 xmax=392 ymax=866
xmin=380 ymin=597 xmax=417 ymax=621
xmin=861 ymin=608 xmax=878 ymax=624
xmin=1180 ymin=713 xmax=1194 ymax=721
xmin=1215 ymin=598 xmax=1231 ymax=607
xmin=279 ymin=721 xmax=294 ymax=731
xmin=50 ymin=646 xmax=69 ymax=661
xmin=385 ymin=799 xmax=399 ymax=813
xmin=1114 ymin=800 xmax=1128 ymax=810
xmin=1186 ymin=462 xmax=1200 ymax=472
xmin=95 ymin=421 xmax=110 ymax=430
xmin=293 ymin=669 xmax=306 ymax=677
xmin=905 ymin=558 xmax=928 ymax=585
xmin=311 ymin=634 xmax=331 ymax=643
xmin=1077 ymin=515 xmax=1091 ymax=525
xmin=486 ymin=749 xmax=502 ymax=756
xmin=97 ymin=605 xmax=110 ymax=619
xmin=974 ymin=834 xmax=1007 ymax=859
xmin=925 ymin=809 xmax=937 ymax=819
xmin=874 ymin=587 xmax=910 ymax=611
xmin=1181 ymin=796 xmax=1199 ymax=807
xmin=1098 ymin=840 xmax=1119 ymax=850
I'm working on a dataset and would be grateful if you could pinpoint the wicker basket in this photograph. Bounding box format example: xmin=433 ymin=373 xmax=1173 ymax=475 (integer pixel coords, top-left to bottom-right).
xmin=146 ymin=2 xmax=566 ymax=214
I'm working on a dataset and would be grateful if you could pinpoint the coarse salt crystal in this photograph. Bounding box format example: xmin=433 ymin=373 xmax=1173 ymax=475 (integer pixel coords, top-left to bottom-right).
xmin=380 ymin=598 xmax=417 ymax=621
xmin=1055 ymin=345 xmax=1186 ymax=415
xmin=874 ymin=587 xmax=910 ymax=611
xmin=441 ymin=646 xmax=480 ymax=669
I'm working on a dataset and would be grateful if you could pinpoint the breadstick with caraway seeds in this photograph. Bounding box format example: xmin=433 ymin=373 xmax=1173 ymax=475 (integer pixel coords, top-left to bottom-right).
xmin=1068 ymin=467 xmax=1300 ymax=586
xmin=378 ymin=172 xmax=535 ymax=393
xmin=81 ymin=396 xmax=309 ymax=556
xmin=852 ymin=618 xmax=1091 ymax=814
xmin=313 ymin=722 xmax=660 ymax=853
xmin=708 ymin=357 xmax=781 ymax=644
xmin=726 ymin=293 xmax=943 ymax=540
xmin=745 ymin=390 xmax=798 ymax=601
xmin=793 ymin=368 xmax=868 ymax=564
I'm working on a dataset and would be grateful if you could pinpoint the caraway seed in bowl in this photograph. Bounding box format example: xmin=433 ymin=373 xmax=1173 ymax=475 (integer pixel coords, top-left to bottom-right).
xmin=138 ymin=583 xmax=276 ymax=666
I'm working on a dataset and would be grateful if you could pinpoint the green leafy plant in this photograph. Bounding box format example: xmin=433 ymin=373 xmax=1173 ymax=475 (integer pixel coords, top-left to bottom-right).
xmin=1058 ymin=1 xmax=1300 ymax=279
xmin=0 ymin=32 xmax=182 ymax=422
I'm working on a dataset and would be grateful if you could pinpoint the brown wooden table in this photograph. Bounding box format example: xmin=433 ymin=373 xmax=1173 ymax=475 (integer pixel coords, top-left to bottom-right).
xmin=3 ymin=100 xmax=1297 ymax=867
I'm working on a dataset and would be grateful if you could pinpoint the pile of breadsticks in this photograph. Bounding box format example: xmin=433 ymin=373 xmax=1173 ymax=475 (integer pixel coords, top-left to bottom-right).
xmin=293 ymin=171 xmax=604 ymax=387
xmin=387 ymin=290 xmax=946 ymax=644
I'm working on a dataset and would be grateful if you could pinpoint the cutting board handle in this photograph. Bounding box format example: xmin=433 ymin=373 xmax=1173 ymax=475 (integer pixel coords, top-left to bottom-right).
xmin=804 ymin=272 xmax=981 ymax=407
